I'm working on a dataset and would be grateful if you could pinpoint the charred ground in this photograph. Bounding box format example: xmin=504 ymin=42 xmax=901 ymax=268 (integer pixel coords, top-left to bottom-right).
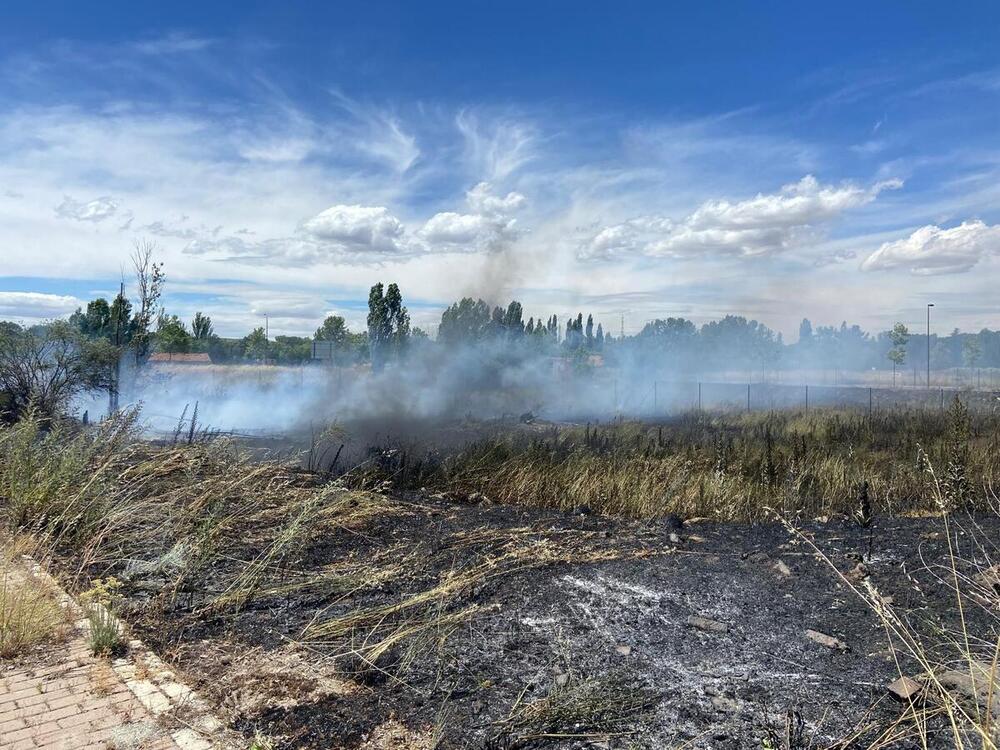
xmin=2 ymin=407 xmax=998 ymax=748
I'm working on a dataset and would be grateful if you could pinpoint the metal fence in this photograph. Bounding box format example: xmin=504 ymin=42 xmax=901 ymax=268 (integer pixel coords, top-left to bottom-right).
xmin=631 ymin=380 xmax=1000 ymax=416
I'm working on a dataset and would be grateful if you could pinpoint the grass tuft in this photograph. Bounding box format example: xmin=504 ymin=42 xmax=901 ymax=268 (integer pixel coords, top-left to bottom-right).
xmin=0 ymin=541 xmax=66 ymax=658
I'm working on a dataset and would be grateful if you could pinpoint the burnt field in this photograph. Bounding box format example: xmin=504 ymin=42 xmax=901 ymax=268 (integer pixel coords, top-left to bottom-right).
xmin=2 ymin=405 xmax=999 ymax=749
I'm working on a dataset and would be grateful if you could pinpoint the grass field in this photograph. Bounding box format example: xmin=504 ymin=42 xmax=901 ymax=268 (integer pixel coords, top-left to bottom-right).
xmin=345 ymin=397 xmax=998 ymax=522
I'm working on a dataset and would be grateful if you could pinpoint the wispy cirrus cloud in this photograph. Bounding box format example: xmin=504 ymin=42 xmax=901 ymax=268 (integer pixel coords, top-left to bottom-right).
xmin=131 ymin=32 xmax=215 ymax=56
xmin=455 ymin=111 xmax=536 ymax=180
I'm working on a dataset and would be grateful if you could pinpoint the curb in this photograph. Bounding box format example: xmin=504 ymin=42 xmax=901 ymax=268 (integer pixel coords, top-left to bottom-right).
xmin=20 ymin=555 xmax=234 ymax=750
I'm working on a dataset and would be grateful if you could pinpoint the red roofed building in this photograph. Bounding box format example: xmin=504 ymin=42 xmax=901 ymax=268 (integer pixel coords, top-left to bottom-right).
xmin=147 ymin=352 xmax=212 ymax=364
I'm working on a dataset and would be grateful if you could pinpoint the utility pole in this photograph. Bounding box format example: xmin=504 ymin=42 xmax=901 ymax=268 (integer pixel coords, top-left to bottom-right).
xmin=264 ymin=313 xmax=269 ymax=365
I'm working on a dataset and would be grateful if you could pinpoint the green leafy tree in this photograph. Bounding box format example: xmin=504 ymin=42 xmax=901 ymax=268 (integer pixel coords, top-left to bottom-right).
xmin=887 ymin=322 xmax=909 ymax=386
xmin=503 ymin=301 xmax=524 ymax=339
xmin=129 ymin=241 xmax=165 ymax=365
xmin=438 ymin=298 xmax=492 ymax=345
xmin=799 ymin=318 xmax=813 ymax=344
xmin=314 ymin=314 xmax=360 ymax=365
xmin=191 ymin=312 xmax=214 ymax=340
xmin=272 ymin=336 xmax=312 ymax=364
xmin=70 ymin=298 xmax=113 ymax=339
xmin=242 ymin=327 xmax=268 ymax=362
xmin=315 ymin=315 xmax=349 ymax=345
xmin=963 ymin=335 xmax=982 ymax=385
xmin=109 ymin=293 xmax=134 ymax=347
xmin=156 ymin=315 xmax=192 ymax=354
xmin=367 ymin=283 xmax=409 ymax=371
xmin=0 ymin=321 xmax=117 ymax=423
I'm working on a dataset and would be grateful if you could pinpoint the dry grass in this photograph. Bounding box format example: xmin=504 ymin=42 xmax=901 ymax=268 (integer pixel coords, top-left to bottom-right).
xmin=0 ymin=539 xmax=67 ymax=658
xmin=785 ymin=452 xmax=1000 ymax=749
xmin=371 ymin=400 xmax=1000 ymax=521
xmin=492 ymin=670 xmax=659 ymax=746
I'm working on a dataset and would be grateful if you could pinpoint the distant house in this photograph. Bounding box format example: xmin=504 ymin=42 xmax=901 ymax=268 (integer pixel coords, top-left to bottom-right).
xmin=148 ymin=352 xmax=212 ymax=364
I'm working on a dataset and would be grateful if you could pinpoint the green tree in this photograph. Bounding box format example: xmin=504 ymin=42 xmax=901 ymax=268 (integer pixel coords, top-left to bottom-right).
xmin=191 ymin=312 xmax=214 ymax=340
xmin=0 ymin=321 xmax=117 ymax=423
xmin=315 ymin=315 xmax=349 ymax=345
xmin=69 ymin=298 xmax=113 ymax=339
xmin=272 ymin=336 xmax=312 ymax=364
xmin=367 ymin=282 xmax=409 ymax=371
xmin=438 ymin=298 xmax=492 ymax=345
xmin=887 ymin=322 xmax=909 ymax=387
xmin=314 ymin=314 xmax=359 ymax=365
xmin=242 ymin=327 xmax=268 ymax=362
xmin=963 ymin=335 xmax=982 ymax=385
xmin=157 ymin=315 xmax=193 ymax=354
xmin=798 ymin=318 xmax=813 ymax=344
xmin=130 ymin=241 xmax=165 ymax=365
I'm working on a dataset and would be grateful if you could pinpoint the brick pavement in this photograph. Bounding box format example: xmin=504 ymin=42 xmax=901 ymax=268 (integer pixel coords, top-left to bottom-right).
xmin=0 ymin=559 xmax=226 ymax=750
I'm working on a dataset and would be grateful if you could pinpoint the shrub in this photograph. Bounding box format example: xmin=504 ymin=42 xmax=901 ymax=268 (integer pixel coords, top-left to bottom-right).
xmin=81 ymin=577 xmax=124 ymax=656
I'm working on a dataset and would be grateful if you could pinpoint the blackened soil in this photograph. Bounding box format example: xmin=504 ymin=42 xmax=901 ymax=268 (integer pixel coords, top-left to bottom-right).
xmin=122 ymin=493 xmax=999 ymax=750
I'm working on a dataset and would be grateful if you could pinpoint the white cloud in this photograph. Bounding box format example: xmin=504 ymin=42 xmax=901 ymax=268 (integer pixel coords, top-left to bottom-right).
xmin=301 ymin=204 xmax=407 ymax=254
xmin=194 ymin=183 xmax=528 ymax=264
xmin=55 ymin=195 xmax=119 ymax=222
xmin=420 ymin=212 xmax=491 ymax=245
xmin=0 ymin=292 xmax=83 ymax=320
xmin=579 ymin=176 xmax=901 ymax=260
xmin=185 ymin=204 xmax=417 ymax=265
xmin=860 ymin=220 xmax=1000 ymax=274
xmin=419 ymin=182 xmax=525 ymax=252
xmin=686 ymin=175 xmax=899 ymax=231
xmin=466 ymin=181 xmax=526 ymax=216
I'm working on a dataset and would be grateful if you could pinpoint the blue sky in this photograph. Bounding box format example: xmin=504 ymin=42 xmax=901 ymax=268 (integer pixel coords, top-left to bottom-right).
xmin=1 ymin=2 xmax=999 ymax=338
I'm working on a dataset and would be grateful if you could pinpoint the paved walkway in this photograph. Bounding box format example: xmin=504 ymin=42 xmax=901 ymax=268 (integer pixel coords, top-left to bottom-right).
xmin=0 ymin=559 xmax=226 ymax=750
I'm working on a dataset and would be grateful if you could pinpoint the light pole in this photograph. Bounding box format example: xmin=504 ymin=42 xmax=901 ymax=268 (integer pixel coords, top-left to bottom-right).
xmin=926 ymin=303 xmax=934 ymax=388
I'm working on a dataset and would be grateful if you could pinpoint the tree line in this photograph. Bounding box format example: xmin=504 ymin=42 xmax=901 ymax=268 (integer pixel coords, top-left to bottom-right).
xmin=5 ymin=258 xmax=1000 ymax=423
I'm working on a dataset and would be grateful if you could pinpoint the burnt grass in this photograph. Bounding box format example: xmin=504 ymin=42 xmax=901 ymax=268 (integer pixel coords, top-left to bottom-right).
xmin=113 ymin=487 xmax=998 ymax=749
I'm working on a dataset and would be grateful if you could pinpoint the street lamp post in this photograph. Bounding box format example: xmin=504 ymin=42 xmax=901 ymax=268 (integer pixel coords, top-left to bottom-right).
xmin=926 ymin=303 xmax=934 ymax=388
